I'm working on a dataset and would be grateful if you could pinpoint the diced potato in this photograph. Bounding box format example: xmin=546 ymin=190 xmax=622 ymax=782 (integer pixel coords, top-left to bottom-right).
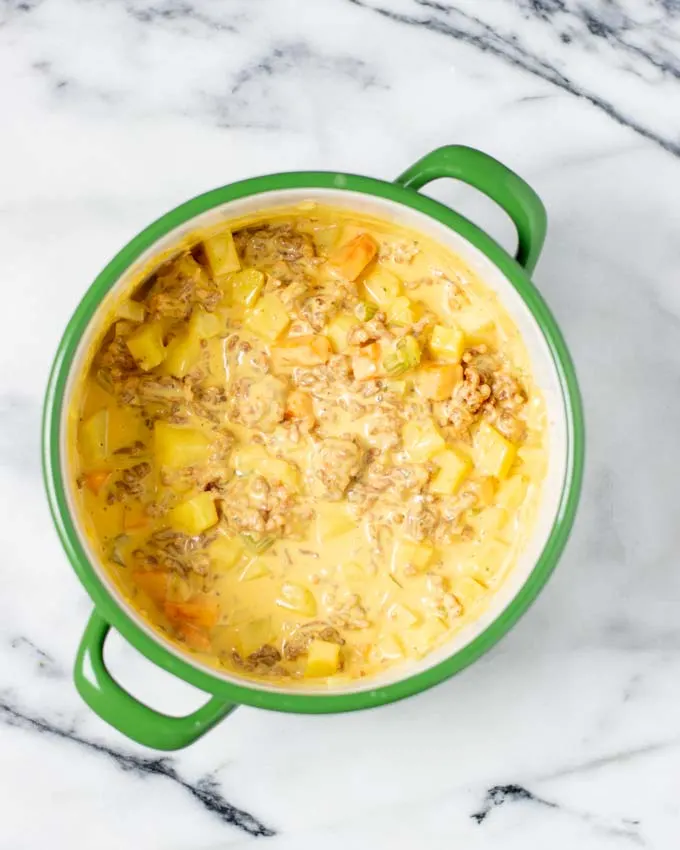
xmin=518 ymin=447 xmax=547 ymax=479
xmin=133 ymin=571 xmax=169 ymax=604
xmin=338 ymin=561 xmax=367 ymax=582
xmin=203 ymin=229 xmax=241 ymax=276
xmin=126 ymin=321 xmax=166 ymax=371
xmin=81 ymin=409 xmax=109 ymax=464
xmin=305 ymin=640 xmax=341 ymax=677
xmin=312 ymin=225 xmax=340 ymax=253
xmin=329 ymin=233 xmax=378 ymax=281
xmin=471 ymin=506 xmax=508 ymax=535
xmin=351 ymin=342 xmax=382 ymax=381
xmin=164 ymin=597 xmax=220 ymax=629
xmin=162 ymin=330 xmax=201 ymax=378
xmin=385 ymin=379 xmax=408 ymax=396
xmin=475 ymin=476 xmax=498 ymax=506
xmin=235 ymin=617 xmax=274 ymax=657
xmin=402 ymin=418 xmax=445 ymax=462
xmin=327 ymin=313 xmax=358 ymax=352
xmin=455 ymin=305 xmax=496 ymax=345
xmin=206 ymin=337 xmax=227 ymax=385
xmin=115 ymin=300 xmax=145 ymax=323
xmin=286 ymin=389 xmax=315 ymax=428
xmin=403 ymin=617 xmax=448 ymax=658
xmin=475 ymin=421 xmax=516 ymax=480
xmin=270 ymin=335 xmax=331 ymax=371
xmin=472 ymin=540 xmax=510 ymax=580
xmin=496 ymin=475 xmax=528 ymax=510
xmin=453 ymin=575 xmax=488 ymax=609
xmin=372 ymin=633 xmax=405 ymax=661
xmin=362 ymin=267 xmax=402 ymax=307
xmin=170 ymin=492 xmax=218 ymax=535
xmin=83 ymin=469 xmax=111 ymax=495
xmin=239 ymin=558 xmax=271 ymax=581
xmin=154 ymin=423 xmax=212 ymax=468
xmin=276 ymin=582 xmax=317 ymax=616
xmin=429 ymin=447 xmax=472 ymax=495
xmin=227 ymin=268 xmax=265 ymax=307
xmin=210 ymin=533 xmax=244 ymax=569
xmin=245 ymin=293 xmax=290 ymax=342
xmin=428 ymin=324 xmax=465 ymax=362
xmin=415 ymin=363 xmax=462 ymax=401
xmin=230 ymin=445 xmax=267 ymax=474
xmin=316 ymin=502 xmax=356 ymax=543
xmin=387 ymin=602 xmax=421 ymax=630
xmin=231 ymin=446 xmax=300 ymax=492
xmin=189 ymin=307 xmax=222 ymax=340
xmin=391 ymin=538 xmax=435 ymax=574
xmin=386 ymin=295 xmax=420 ymax=326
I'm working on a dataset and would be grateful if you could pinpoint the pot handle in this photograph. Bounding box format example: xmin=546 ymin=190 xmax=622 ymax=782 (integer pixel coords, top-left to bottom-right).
xmin=395 ymin=146 xmax=547 ymax=274
xmin=74 ymin=610 xmax=236 ymax=750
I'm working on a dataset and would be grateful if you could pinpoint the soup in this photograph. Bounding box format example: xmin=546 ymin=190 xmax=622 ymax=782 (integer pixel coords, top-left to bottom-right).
xmin=72 ymin=205 xmax=547 ymax=685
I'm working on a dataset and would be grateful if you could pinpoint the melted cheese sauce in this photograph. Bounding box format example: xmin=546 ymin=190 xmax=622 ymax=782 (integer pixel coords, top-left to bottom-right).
xmin=70 ymin=204 xmax=547 ymax=686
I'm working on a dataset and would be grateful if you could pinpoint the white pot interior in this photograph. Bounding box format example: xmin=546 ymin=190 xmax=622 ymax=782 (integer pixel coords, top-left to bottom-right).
xmin=62 ymin=188 xmax=568 ymax=696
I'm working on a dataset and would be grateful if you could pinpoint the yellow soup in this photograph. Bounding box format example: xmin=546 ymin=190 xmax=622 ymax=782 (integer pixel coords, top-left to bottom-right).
xmin=72 ymin=206 xmax=547 ymax=685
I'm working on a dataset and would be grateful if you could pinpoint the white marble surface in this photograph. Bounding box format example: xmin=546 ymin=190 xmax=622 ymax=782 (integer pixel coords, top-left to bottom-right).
xmin=1 ymin=0 xmax=680 ymax=847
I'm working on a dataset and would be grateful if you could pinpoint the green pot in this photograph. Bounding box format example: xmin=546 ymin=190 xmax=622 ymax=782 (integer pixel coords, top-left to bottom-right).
xmin=43 ymin=146 xmax=584 ymax=751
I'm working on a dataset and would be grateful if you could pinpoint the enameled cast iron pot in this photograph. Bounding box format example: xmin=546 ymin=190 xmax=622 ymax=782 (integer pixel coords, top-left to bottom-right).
xmin=43 ymin=146 xmax=584 ymax=751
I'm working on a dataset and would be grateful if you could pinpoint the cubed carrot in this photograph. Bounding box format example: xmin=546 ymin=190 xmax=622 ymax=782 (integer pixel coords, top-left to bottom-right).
xmin=133 ymin=571 xmax=169 ymax=604
xmin=329 ymin=233 xmax=378 ymax=281
xmin=124 ymin=506 xmax=150 ymax=531
xmin=164 ymin=598 xmax=220 ymax=629
xmin=271 ymin=335 xmax=332 ymax=371
xmin=83 ymin=470 xmax=111 ymax=495
xmin=177 ymin=622 xmax=212 ymax=652
xmin=286 ymin=389 xmax=315 ymax=427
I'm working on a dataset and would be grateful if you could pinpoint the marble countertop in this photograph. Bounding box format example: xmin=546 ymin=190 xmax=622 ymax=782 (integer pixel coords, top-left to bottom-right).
xmin=2 ymin=0 xmax=679 ymax=847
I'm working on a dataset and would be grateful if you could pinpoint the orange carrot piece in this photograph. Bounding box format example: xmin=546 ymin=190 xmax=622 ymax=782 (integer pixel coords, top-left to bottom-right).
xmin=133 ymin=571 xmax=169 ymax=604
xmin=83 ymin=470 xmax=111 ymax=495
xmin=286 ymin=389 xmax=315 ymax=426
xmin=177 ymin=622 xmax=212 ymax=652
xmin=329 ymin=233 xmax=378 ymax=281
xmin=271 ymin=335 xmax=332 ymax=370
xmin=164 ymin=598 xmax=220 ymax=629
xmin=124 ymin=506 xmax=150 ymax=531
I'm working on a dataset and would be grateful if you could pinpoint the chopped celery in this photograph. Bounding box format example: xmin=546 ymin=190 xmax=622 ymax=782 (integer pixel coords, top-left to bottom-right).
xmin=241 ymin=534 xmax=276 ymax=554
xmin=383 ymin=335 xmax=421 ymax=376
xmin=354 ymin=301 xmax=378 ymax=322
